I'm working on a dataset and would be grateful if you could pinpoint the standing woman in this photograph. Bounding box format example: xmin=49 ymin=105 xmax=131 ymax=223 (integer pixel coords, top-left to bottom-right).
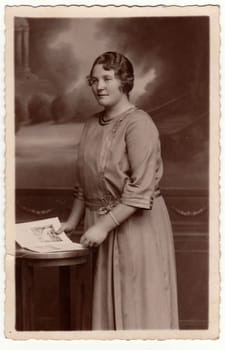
xmin=58 ymin=51 xmax=179 ymax=330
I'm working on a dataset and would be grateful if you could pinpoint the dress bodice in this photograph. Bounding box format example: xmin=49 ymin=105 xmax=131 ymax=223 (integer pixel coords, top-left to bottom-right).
xmin=76 ymin=107 xmax=163 ymax=210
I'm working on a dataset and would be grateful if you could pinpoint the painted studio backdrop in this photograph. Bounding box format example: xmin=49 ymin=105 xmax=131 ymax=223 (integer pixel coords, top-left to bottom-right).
xmin=15 ymin=17 xmax=209 ymax=191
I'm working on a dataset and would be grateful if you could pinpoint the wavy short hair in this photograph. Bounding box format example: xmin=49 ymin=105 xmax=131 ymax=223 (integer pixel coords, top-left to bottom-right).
xmin=87 ymin=51 xmax=134 ymax=96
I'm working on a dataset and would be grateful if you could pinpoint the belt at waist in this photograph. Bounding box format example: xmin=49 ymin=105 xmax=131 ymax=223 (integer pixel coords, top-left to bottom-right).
xmin=85 ymin=198 xmax=119 ymax=214
xmin=85 ymin=188 xmax=161 ymax=214
xmin=154 ymin=187 xmax=161 ymax=198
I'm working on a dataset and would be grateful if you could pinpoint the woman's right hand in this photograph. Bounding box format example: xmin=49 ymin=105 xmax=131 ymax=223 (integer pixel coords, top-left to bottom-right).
xmin=55 ymin=221 xmax=75 ymax=235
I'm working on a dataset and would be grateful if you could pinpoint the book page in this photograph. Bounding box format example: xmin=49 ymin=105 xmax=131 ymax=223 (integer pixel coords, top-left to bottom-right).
xmin=16 ymin=217 xmax=84 ymax=252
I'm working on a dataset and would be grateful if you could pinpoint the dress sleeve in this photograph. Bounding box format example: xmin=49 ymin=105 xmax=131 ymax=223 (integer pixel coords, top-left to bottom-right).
xmin=120 ymin=113 xmax=159 ymax=209
xmin=72 ymin=117 xmax=95 ymax=202
xmin=73 ymin=149 xmax=85 ymax=201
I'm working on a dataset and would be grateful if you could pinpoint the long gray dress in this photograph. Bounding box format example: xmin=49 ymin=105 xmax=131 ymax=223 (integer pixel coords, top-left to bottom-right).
xmin=74 ymin=106 xmax=179 ymax=330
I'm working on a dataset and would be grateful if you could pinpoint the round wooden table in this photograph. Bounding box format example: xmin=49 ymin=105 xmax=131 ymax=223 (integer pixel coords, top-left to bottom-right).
xmin=16 ymin=246 xmax=92 ymax=331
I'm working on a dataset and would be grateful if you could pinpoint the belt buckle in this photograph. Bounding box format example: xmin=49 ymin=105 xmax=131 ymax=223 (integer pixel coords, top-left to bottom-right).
xmin=97 ymin=206 xmax=109 ymax=215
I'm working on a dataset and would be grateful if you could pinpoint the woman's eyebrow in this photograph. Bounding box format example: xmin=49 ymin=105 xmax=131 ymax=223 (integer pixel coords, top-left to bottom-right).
xmin=90 ymin=75 xmax=113 ymax=80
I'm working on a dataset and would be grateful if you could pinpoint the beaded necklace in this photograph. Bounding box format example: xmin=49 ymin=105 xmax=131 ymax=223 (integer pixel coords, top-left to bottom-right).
xmin=98 ymin=105 xmax=136 ymax=126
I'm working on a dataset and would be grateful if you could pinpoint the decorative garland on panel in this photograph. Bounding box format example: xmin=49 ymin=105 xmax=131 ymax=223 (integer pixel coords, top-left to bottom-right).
xmin=16 ymin=198 xmax=70 ymax=216
xmin=16 ymin=201 xmax=54 ymax=216
xmin=171 ymin=206 xmax=207 ymax=217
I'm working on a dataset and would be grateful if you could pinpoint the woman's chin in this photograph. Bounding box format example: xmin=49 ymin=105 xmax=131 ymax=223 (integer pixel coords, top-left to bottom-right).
xmin=96 ymin=100 xmax=109 ymax=107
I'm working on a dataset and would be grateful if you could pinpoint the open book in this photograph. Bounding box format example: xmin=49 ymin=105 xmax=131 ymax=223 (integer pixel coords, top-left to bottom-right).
xmin=16 ymin=217 xmax=84 ymax=253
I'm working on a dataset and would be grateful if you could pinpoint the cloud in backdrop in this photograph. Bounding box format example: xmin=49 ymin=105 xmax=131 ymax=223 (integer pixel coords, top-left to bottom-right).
xmin=28 ymin=16 xmax=209 ymax=122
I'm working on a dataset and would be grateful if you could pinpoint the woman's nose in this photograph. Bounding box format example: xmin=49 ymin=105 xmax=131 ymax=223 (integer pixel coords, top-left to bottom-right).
xmin=96 ymin=79 xmax=105 ymax=90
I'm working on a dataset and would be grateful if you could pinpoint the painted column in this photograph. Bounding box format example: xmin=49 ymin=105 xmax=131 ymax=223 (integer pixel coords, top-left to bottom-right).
xmin=15 ymin=29 xmax=23 ymax=68
xmin=23 ymin=28 xmax=30 ymax=71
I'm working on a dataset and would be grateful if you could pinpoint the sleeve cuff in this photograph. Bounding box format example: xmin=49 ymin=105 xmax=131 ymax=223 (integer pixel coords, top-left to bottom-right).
xmin=120 ymin=194 xmax=154 ymax=210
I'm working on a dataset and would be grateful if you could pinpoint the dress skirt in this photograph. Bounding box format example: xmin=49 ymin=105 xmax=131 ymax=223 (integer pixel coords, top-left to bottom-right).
xmin=84 ymin=196 xmax=179 ymax=330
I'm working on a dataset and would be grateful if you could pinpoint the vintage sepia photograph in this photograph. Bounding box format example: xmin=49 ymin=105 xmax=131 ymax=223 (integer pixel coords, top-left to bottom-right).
xmin=4 ymin=5 xmax=220 ymax=340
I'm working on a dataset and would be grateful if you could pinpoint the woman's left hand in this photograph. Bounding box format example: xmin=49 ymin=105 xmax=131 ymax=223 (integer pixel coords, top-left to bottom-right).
xmin=80 ymin=224 xmax=109 ymax=248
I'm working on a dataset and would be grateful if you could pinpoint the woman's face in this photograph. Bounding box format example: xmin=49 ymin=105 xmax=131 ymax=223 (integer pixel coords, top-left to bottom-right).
xmin=90 ymin=64 xmax=124 ymax=108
